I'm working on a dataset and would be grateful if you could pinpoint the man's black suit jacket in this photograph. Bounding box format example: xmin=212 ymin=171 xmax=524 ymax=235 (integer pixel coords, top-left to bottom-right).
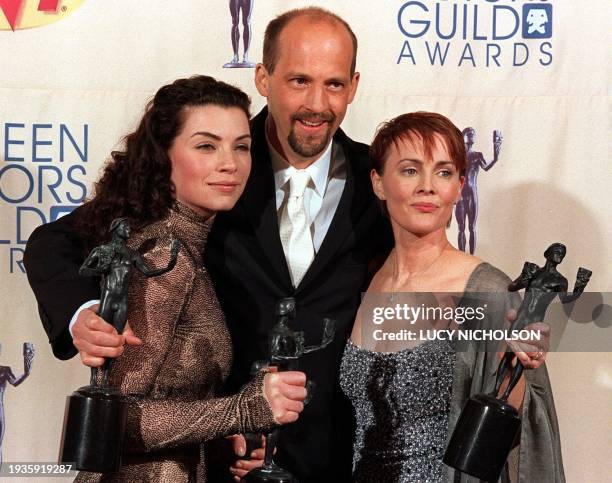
xmin=23 ymin=107 xmax=392 ymax=482
xmin=204 ymin=108 xmax=391 ymax=481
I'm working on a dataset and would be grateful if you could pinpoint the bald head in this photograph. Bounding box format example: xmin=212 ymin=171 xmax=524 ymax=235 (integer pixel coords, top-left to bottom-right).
xmin=262 ymin=7 xmax=358 ymax=76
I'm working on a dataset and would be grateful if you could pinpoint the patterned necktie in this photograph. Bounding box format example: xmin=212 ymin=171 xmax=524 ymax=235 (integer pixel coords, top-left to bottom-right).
xmin=279 ymin=170 xmax=314 ymax=287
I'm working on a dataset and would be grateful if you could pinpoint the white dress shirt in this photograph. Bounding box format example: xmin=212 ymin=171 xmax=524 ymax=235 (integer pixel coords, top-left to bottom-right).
xmin=268 ymin=135 xmax=346 ymax=252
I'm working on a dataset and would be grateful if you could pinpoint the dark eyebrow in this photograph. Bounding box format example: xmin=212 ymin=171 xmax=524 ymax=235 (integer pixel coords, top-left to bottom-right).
xmin=191 ymin=131 xmax=221 ymax=140
xmin=285 ymin=72 xmax=312 ymax=80
xmin=398 ymin=159 xmax=454 ymax=167
xmin=190 ymin=132 xmax=252 ymax=142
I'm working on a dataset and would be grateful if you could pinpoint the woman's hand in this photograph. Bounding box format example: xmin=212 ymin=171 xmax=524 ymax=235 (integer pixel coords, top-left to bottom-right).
xmin=504 ymin=310 xmax=551 ymax=369
xmin=228 ymin=434 xmax=272 ymax=481
xmin=262 ymin=368 xmax=307 ymax=424
xmin=228 ymin=368 xmax=306 ymax=480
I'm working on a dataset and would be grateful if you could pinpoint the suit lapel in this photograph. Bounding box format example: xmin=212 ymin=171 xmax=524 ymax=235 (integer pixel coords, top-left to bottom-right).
xmin=241 ymin=108 xmax=293 ymax=289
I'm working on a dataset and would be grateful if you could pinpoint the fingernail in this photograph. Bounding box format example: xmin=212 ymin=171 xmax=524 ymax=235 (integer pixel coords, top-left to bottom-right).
xmin=234 ymin=477 xmax=240 ymax=482
xmin=251 ymin=451 xmax=257 ymax=458
xmin=238 ymin=446 xmax=245 ymax=457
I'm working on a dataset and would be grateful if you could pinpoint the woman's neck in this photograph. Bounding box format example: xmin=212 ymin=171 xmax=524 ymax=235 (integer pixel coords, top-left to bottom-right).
xmin=390 ymin=227 xmax=451 ymax=284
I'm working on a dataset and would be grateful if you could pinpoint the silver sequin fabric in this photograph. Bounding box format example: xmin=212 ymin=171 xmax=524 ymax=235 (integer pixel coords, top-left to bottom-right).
xmin=339 ymin=340 xmax=455 ymax=483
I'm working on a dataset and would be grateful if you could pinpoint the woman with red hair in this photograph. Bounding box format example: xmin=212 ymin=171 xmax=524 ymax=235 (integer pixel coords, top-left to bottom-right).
xmin=339 ymin=112 xmax=563 ymax=482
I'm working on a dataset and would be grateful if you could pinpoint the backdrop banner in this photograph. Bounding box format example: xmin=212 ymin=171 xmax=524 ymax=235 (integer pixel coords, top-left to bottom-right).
xmin=1 ymin=1 xmax=610 ymax=481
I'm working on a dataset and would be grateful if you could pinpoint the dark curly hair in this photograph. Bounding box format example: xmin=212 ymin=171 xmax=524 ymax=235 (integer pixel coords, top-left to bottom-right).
xmin=75 ymin=75 xmax=251 ymax=250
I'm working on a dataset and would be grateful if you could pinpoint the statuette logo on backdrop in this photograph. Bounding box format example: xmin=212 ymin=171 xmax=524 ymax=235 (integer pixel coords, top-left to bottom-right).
xmin=455 ymin=127 xmax=502 ymax=255
xmin=396 ymin=0 xmax=554 ymax=67
xmin=223 ymin=0 xmax=255 ymax=68
xmin=0 ymin=0 xmax=85 ymax=31
xmin=0 ymin=342 xmax=35 ymax=465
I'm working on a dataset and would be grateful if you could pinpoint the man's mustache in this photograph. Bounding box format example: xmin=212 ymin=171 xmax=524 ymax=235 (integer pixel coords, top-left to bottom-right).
xmin=292 ymin=111 xmax=335 ymax=123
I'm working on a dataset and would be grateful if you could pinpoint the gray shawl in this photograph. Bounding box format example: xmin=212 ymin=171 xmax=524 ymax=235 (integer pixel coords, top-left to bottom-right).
xmin=445 ymin=262 xmax=565 ymax=483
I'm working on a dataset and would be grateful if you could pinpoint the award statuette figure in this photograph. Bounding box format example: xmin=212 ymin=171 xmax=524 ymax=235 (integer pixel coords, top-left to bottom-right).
xmin=0 ymin=342 xmax=35 ymax=468
xmin=245 ymin=298 xmax=335 ymax=483
xmin=444 ymin=243 xmax=591 ymax=481
xmin=59 ymin=218 xmax=179 ymax=472
xmin=223 ymin=0 xmax=256 ymax=68
xmin=455 ymin=127 xmax=502 ymax=255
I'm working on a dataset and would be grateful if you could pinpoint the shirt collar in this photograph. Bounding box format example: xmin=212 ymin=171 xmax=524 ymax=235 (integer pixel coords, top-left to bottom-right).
xmin=266 ymin=117 xmax=333 ymax=197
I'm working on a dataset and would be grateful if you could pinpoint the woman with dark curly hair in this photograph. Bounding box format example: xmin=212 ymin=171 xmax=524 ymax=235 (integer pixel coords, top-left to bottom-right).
xmin=25 ymin=75 xmax=307 ymax=482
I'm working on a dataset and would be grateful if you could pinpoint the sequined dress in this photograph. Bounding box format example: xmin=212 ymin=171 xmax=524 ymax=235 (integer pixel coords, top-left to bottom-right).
xmin=76 ymin=202 xmax=276 ymax=483
xmin=339 ymin=263 xmax=566 ymax=483
xmin=340 ymin=340 xmax=454 ymax=483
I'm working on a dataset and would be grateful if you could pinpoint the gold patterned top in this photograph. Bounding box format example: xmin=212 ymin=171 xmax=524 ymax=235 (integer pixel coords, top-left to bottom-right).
xmin=76 ymin=201 xmax=276 ymax=483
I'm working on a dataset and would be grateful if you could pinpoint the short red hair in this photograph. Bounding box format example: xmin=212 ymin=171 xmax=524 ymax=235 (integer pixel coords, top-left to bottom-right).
xmin=370 ymin=112 xmax=466 ymax=175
